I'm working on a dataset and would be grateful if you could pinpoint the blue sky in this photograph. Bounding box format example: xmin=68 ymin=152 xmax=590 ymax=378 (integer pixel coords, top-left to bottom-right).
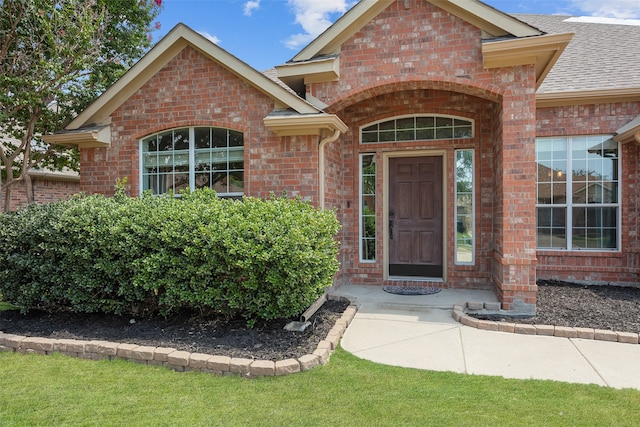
xmin=153 ymin=0 xmax=640 ymax=71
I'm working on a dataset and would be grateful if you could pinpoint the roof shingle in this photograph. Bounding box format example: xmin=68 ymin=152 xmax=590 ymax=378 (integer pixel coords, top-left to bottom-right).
xmin=514 ymin=14 xmax=640 ymax=94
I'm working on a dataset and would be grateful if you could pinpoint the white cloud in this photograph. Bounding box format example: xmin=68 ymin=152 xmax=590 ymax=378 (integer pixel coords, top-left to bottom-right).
xmin=284 ymin=0 xmax=356 ymax=50
xmin=199 ymin=31 xmax=221 ymax=45
xmin=243 ymin=0 xmax=260 ymax=17
xmin=570 ymin=0 xmax=640 ymax=18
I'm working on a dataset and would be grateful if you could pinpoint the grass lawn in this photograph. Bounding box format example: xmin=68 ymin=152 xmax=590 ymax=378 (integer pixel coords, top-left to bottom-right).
xmin=1 ymin=349 xmax=639 ymax=426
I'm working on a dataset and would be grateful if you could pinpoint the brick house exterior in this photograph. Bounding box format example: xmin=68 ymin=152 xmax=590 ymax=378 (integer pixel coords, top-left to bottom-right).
xmin=6 ymin=169 xmax=79 ymax=211
xmin=44 ymin=0 xmax=640 ymax=313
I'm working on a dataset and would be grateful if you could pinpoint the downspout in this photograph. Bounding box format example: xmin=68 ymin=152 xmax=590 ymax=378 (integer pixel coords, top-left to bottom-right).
xmin=318 ymin=129 xmax=342 ymax=209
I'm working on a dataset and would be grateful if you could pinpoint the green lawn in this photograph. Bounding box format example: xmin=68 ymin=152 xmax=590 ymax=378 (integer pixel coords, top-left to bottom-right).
xmin=1 ymin=349 xmax=638 ymax=426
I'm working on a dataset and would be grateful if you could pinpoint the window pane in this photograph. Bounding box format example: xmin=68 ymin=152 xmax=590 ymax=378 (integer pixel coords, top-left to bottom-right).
xmin=436 ymin=127 xmax=453 ymax=139
xmin=144 ymin=135 xmax=158 ymax=152
xmin=360 ymin=154 xmax=376 ymax=261
xmin=229 ymin=171 xmax=244 ymax=193
xmin=379 ymin=130 xmax=395 ymax=142
xmin=141 ymin=127 xmax=244 ymax=197
xmin=396 ymin=129 xmax=414 ymax=141
xmin=173 ymin=129 xmax=189 ymax=150
xmin=416 ymin=128 xmax=435 ymax=140
xmin=229 ymin=130 xmax=243 ymax=147
xmin=361 ymin=116 xmax=472 ymax=143
xmin=536 ymin=207 xmax=566 ymax=248
xmin=212 ymin=128 xmax=227 ymax=148
xmin=212 ymin=172 xmax=228 ymax=193
xmin=396 ymin=117 xmax=414 ymax=129
xmin=195 ymin=172 xmax=210 ymax=189
xmin=572 ymin=207 xmax=617 ymax=249
xmin=455 ymin=149 xmax=474 ymax=264
xmin=436 ymin=117 xmax=452 ymax=127
xmin=195 ymin=128 xmax=210 ymax=149
xmin=158 ymin=131 xmax=173 ymax=151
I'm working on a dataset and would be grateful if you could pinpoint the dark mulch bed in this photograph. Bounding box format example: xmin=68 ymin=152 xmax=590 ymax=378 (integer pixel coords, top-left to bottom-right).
xmin=483 ymin=280 xmax=640 ymax=333
xmin=0 ymin=299 xmax=349 ymax=361
xmin=2 ymin=281 xmax=639 ymax=362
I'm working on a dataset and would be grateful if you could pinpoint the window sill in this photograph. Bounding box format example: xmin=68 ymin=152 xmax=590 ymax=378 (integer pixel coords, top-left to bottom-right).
xmin=537 ymin=250 xmax=623 ymax=258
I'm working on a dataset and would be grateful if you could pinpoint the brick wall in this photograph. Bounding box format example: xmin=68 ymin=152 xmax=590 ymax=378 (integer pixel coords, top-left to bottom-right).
xmin=536 ymin=102 xmax=640 ymax=285
xmin=7 ymin=177 xmax=79 ymax=211
xmin=80 ymin=46 xmax=320 ymax=202
xmin=306 ymin=0 xmax=539 ymax=308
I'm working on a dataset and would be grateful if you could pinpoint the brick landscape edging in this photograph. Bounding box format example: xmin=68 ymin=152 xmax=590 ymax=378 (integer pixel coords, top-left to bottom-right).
xmin=0 ymin=296 xmax=357 ymax=378
xmin=452 ymin=303 xmax=640 ymax=345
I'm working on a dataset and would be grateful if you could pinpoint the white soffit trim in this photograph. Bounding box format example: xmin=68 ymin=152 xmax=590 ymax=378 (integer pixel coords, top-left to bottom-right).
xmin=614 ymin=115 xmax=640 ymax=144
xmin=263 ymin=113 xmax=348 ymax=137
xmin=292 ymin=0 xmax=394 ymax=62
xmin=537 ymin=88 xmax=640 ymax=108
xmin=291 ymin=0 xmax=542 ymax=63
xmin=276 ymin=56 xmax=340 ymax=84
xmin=41 ymin=125 xmax=111 ymax=148
xmin=28 ymin=169 xmax=80 ymax=182
xmin=430 ymin=0 xmax=543 ymax=37
xmin=482 ymin=32 xmax=573 ymax=89
xmin=67 ymin=24 xmax=319 ymax=130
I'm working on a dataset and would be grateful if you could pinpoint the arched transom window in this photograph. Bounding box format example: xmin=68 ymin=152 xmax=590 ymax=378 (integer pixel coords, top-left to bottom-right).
xmin=141 ymin=127 xmax=244 ymax=196
xmin=361 ymin=115 xmax=473 ymax=143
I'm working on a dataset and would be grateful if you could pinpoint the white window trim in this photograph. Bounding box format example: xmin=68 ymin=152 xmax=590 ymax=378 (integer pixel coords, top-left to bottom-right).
xmin=139 ymin=127 xmax=244 ymax=197
xmin=455 ymin=149 xmax=475 ymax=265
xmin=535 ymin=136 xmax=621 ymax=251
xmin=359 ymin=114 xmax=475 ymax=144
xmin=359 ymin=153 xmax=377 ymax=263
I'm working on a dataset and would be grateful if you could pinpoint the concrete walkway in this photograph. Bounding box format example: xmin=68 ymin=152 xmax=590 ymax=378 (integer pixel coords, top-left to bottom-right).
xmin=331 ymin=285 xmax=640 ymax=390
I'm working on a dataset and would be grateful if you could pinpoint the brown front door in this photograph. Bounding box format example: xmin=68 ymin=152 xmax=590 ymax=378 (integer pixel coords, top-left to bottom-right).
xmin=388 ymin=156 xmax=443 ymax=277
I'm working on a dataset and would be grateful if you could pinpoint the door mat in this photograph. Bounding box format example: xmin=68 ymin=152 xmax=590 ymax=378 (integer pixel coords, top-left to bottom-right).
xmin=383 ymin=285 xmax=441 ymax=296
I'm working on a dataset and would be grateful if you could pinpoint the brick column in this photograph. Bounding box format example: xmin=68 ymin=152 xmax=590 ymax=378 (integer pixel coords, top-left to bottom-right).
xmin=492 ymin=80 xmax=538 ymax=314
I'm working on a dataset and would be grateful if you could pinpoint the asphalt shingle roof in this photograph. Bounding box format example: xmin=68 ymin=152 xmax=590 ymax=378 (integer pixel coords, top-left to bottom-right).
xmin=514 ymin=14 xmax=640 ymax=94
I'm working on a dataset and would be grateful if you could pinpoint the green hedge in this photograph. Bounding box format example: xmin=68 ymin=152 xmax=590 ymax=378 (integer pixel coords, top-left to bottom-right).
xmin=0 ymin=189 xmax=340 ymax=326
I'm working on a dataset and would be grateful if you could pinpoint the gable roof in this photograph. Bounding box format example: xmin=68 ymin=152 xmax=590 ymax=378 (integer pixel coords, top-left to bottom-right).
xmin=67 ymin=23 xmax=320 ymax=131
xmin=291 ymin=0 xmax=543 ymax=63
xmin=279 ymin=0 xmax=568 ymax=91
xmin=44 ymin=24 xmax=348 ymax=147
xmin=517 ymin=15 xmax=640 ymax=106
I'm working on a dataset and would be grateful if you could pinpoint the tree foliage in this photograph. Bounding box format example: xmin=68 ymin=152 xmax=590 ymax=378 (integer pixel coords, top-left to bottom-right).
xmin=0 ymin=0 xmax=162 ymax=211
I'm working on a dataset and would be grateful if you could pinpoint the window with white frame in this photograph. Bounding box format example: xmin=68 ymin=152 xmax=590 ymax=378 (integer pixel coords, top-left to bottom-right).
xmin=455 ymin=149 xmax=474 ymax=264
xmin=361 ymin=115 xmax=473 ymax=143
xmin=536 ymin=136 xmax=619 ymax=250
xmin=141 ymin=127 xmax=244 ymax=196
xmin=360 ymin=154 xmax=376 ymax=261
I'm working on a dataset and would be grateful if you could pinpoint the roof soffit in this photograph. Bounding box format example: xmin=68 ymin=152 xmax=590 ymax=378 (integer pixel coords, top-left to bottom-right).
xmin=430 ymin=0 xmax=542 ymax=37
xmin=482 ymin=32 xmax=573 ymax=89
xmin=536 ymin=88 xmax=640 ymax=108
xmin=263 ymin=112 xmax=348 ymax=137
xmin=614 ymin=115 xmax=640 ymax=144
xmin=68 ymin=24 xmax=319 ymax=130
xmin=41 ymin=124 xmax=111 ymax=148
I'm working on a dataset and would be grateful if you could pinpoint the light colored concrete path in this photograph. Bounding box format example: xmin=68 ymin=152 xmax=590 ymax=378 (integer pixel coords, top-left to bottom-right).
xmin=331 ymin=285 xmax=640 ymax=390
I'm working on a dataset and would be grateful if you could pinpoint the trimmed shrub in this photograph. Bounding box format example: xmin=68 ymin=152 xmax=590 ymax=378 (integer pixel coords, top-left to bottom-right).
xmin=0 ymin=189 xmax=340 ymax=326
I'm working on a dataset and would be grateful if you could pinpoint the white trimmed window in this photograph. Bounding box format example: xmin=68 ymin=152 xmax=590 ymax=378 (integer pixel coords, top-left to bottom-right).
xmin=536 ymin=136 xmax=619 ymax=250
xmin=455 ymin=149 xmax=474 ymax=264
xmin=359 ymin=154 xmax=377 ymax=262
xmin=141 ymin=127 xmax=244 ymax=196
xmin=361 ymin=115 xmax=473 ymax=143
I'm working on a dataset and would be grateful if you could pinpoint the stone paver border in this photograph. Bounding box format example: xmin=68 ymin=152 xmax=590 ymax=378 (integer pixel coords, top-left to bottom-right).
xmin=453 ymin=302 xmax=640 ymax=345
xmin=0 ymin=295 xmax=357 ymax=378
